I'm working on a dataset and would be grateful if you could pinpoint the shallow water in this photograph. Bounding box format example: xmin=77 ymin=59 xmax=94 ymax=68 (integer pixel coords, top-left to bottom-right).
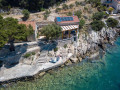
xmin=1 ymin=37 xmax=120 ymax=90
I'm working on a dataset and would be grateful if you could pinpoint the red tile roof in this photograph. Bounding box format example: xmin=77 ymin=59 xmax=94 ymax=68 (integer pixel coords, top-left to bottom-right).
xmin=18 ymin=21 xmax=36 ymax=30
xmin=56 ymin=16 xmax=79 ymax=24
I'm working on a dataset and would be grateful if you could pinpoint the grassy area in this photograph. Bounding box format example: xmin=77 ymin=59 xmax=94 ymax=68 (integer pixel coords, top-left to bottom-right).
xmin=64 ymin=44 xmax=67 ymax=48
xmin=23 ymin=52 xmax=36 ymax=58
xmin=54 ymin=47 xmax=58 ymax=52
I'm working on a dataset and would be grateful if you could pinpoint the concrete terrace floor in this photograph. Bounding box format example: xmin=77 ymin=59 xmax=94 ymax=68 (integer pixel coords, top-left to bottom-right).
xmin=0 ymin=53 xmax=72 ymax=82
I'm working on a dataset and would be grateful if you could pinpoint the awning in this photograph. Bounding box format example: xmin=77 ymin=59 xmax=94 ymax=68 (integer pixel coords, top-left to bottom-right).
xmin=61 ymin=25 xmax=79 ymax=31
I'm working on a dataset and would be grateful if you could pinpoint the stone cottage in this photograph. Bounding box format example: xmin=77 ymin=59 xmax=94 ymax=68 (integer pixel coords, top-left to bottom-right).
xmin=19 ymin=21 xmax=38 ymax=41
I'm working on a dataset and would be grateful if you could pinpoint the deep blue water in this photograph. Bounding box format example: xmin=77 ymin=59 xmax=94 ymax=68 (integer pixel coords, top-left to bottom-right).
xmin=2 ymin=37 xmax=120 ymax=90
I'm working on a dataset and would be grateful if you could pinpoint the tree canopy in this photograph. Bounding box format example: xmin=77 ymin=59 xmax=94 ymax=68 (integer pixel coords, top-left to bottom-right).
xmin=0 ymin=16 xmax=33 ymax=51
xmin=92 ymin=12 xmax=104 ymax=20
xmin=106 ymin=18 xmax=119 ymax=28
xmin=22 ymin=9 xmax=30 ymax=20
xmin=91 ymin=20 xmax=105 ymax=31
xmin=62 ymin=4 xmax=68 ymax=10
xmin=41 ymin=24 xmax=62 ymax=40
xmin=74 ymin=10 xmax=82 ymax=18
xmin=79 ymin=19 xmax=85 ymax=29
xmin=0 ymin=0 xmax=66 ymax=11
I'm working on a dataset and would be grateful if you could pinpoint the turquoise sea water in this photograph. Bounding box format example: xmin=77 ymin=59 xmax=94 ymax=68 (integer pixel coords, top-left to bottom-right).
xmin=1 ymin=37 xmax=120 ymax=90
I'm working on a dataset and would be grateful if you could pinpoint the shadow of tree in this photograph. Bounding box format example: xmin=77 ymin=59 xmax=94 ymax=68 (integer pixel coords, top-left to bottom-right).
xmin=21 ymin=17 xmax=28 ymax=21
xmin=0 ymin=44 xmax=28 ymax=68
xmin=38 ymin=41 xmax=58 ymax=52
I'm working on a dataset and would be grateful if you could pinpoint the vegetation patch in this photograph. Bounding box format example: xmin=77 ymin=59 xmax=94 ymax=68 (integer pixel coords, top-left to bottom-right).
xmin=67 ymin=11 xmax=72 ymax=16
xmin=23 ymin=52 xmax=36 ymax=58
xmin=79 ymin=19 xmax=85 ymax=29
xmin=64 ymin=44 xmax=67 ymax=48
xmin=62 ymin=4 xmax=68 ymax=10
xmin=22 ymin=9 xmax=30 ymax=20
xmin=41 ymin=24 xmax=61 ymax=40
xmin=55 ymin=8 xmax=61 ymax=13
xmin=92 ymin=12 xmax=104 ymax=20
xmin=54 ymin=47 xmax=58 ymax=52
xmin=44 ymin=10 xmax=51 ymax=20
xmin=91 ymin=20 xmax=105 ymax=31
xmin=23 ymin=53 xmax=31 ymax=58
xmin=106 ymin=18 xmax=119 ymax=28
xmin=0 ymin=15 xmax=33 ymax=51
xmin=75 ymin=10 xmax=82 ymax=18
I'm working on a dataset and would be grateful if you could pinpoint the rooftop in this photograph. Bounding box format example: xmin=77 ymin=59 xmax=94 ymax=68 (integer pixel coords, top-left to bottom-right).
xmin=56 ymin=16 xmax=79 ymax=24
xmin=19 ymin=21 xmax=36 ymax=30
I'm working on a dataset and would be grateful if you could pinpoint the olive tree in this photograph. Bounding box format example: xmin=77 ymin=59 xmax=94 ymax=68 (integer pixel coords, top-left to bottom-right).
xmin=0 ymin=16 xmax=33 ymax=51
xmin=22 ymin=9 xmax=30 ymax=20
xmin=41 ymin=24 xmax=62 ymax=40
xmin=92 ymin=12 xmax=104 ymax=20
xmin=91 ymin=20 xmax=105 ymax=31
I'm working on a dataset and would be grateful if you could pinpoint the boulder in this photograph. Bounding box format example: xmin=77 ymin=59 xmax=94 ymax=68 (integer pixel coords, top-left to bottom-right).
xmin=39 ymin=72 xmax=45 ymax=77
xmin=70 ymin=57 xmax=78 ymax=63
xmin=65 ymin=60 xmax=72 ymax=66
xmin=78 ymin=57 xmax=82 ymax=62
xmin=61 ymin=64 xmax=65 ymax=68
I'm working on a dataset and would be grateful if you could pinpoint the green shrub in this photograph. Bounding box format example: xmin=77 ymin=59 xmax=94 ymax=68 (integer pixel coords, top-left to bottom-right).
xmin=75 ymin=1 xmax=79 ymax=6
xmin=41 ymin=24 xmax=62 ymax=40
xmin=24 ymin=53 xmax=31 ymax=58
xmin=23 ymin=52 xmax=36 ymax=58
xmin=55 ymin=8 xmax=61 ymax=13
xmin=44 ymin=10 xmax=51 ymax=20
xmin=62 ymin=4 xmax=68 ymax=10
xmin=106 ymin=18 xmax=118 ymax=28
xmin=108 ymin=7 xmax=114 ymax=13
xmin=75 ymin=10 xmax=82 ymax=18
xmin=45 ymin=10 xmax=51 ymax=15
xmin=69 ymin=4 xmax=74 ymax=9
xmin=64 ymin=44 xmax=67 ymax=48
xmin=92 ymin=12 xmax=104 ymax=20
xmin=40 ymin=8 xmax=45 ymax=11
xmin=22 ymin=9 xmax=30 ymax=20
xmin=87 ymin=0 xmax=101 ymax=7
xmin=44 ymin=14 xmax=48 ymax=20
xmin=84 ymin=7 xmax=88 ymax=11
xmin=97 ymin=5 xmax=107 ymax=11
xmin=91 ymin=20 xmax=105 ymax=31
xmin=79 ymin=19 xmax=85 ymax=29
xmin=54 ymin=47 xmax=58 ymax=52
xmin=31 ymin=52 xmax=35 ymax=55
xmin=67 ymin=11 xmax=72 ymax=16
xmin=103 ymin=11 xmax=109 ymax=18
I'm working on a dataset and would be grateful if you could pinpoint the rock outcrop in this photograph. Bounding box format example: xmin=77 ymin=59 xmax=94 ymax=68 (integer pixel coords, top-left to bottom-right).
xmin=77 ymin=27 xmax=118 ymax=58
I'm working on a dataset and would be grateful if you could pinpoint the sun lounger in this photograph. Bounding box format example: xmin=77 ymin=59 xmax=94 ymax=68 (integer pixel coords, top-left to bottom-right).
xmin=49 ymin=56 xmax=60 ymax=63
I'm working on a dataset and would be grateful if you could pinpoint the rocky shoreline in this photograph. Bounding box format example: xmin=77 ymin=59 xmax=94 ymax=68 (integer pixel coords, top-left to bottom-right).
xmin=0 ymin=27 xmax=120 ymax=85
